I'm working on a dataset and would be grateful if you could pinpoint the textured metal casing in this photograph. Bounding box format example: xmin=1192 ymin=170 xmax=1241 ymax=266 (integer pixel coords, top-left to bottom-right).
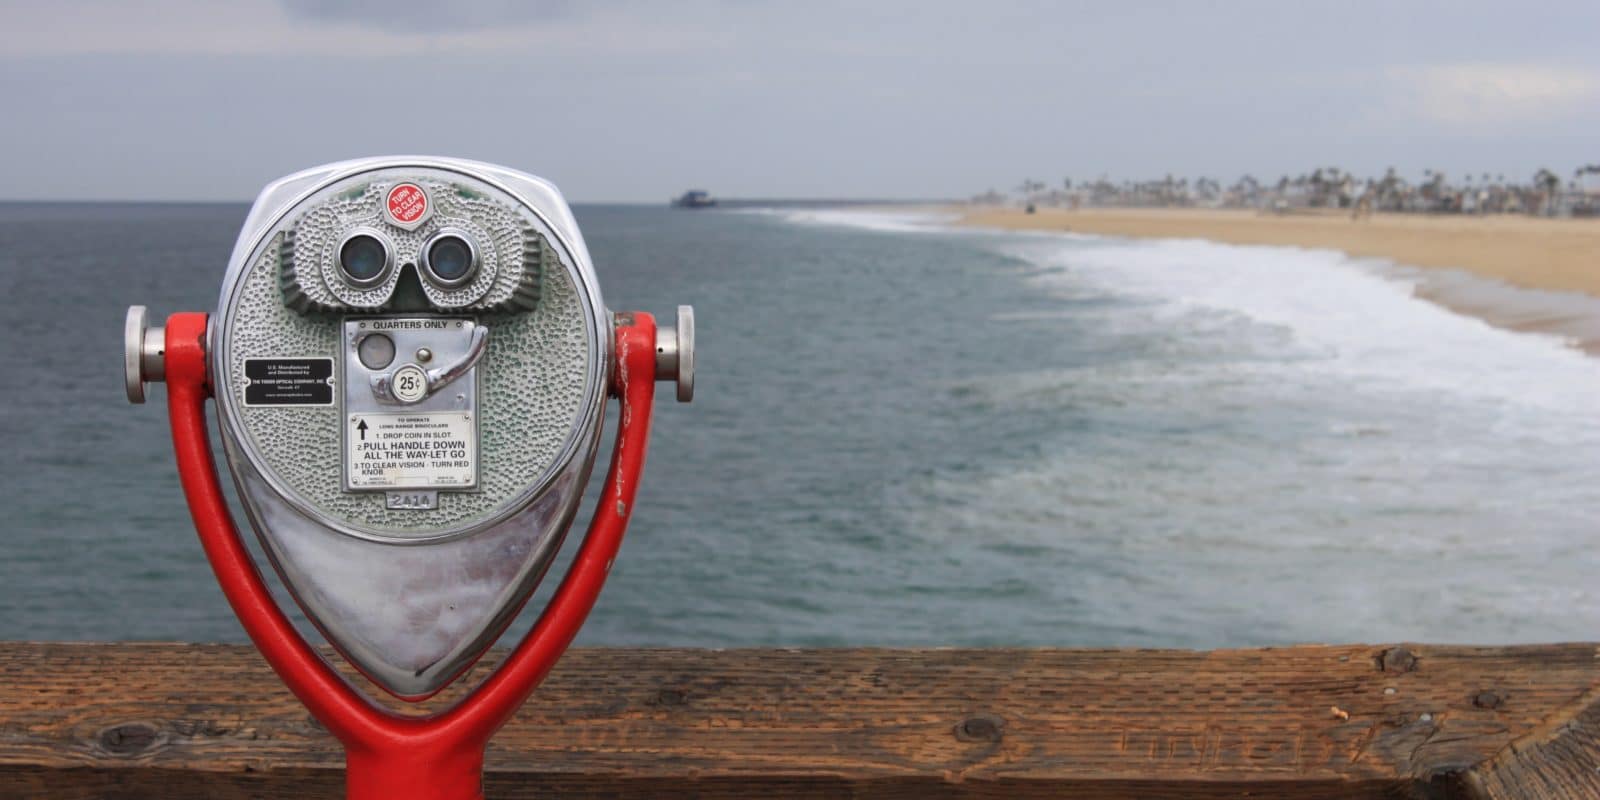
xmin=211 ymin=157 xmax=610 ymax=698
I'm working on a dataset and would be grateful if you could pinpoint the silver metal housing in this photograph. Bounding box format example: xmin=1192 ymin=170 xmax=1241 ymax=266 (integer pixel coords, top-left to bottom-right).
xmin=211 ymin=157 xmax=611 ymax=698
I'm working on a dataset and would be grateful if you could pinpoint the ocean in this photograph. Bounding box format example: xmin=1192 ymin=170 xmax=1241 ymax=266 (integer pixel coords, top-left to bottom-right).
xmin=2 ymin=202 xmax=1597 ymax=648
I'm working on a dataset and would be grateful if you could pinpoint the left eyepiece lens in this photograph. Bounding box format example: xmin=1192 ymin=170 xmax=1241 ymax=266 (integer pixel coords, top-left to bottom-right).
xmin=338 ymin=232 xmax=392 ymax=286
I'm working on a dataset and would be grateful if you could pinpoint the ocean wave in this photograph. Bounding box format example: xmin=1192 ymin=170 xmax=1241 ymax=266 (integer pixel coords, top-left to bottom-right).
xmin=799 ymin=207 xmax=1599 ymax=414
xmin=788 ymin=205 xmax=1600 ymax=646
xmin=1002 ymin=236 xmax=1598 ymax=415
xmin=773 ymin=207 xmax=960 ymax=233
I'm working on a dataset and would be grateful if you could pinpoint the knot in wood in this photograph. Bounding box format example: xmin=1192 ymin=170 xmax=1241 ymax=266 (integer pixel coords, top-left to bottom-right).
xmin=1377 ymin=647 xmax=1418 ymax=673
xmin=1474 ymin=690 xmax=1504 ymax=710
xmin=652 ymin=688 xmax=687 ymax=707
xmin=98 ymin=722 xmax=161 ymax=755
xmin=954 ymin=714 xmax=1005 ymax=743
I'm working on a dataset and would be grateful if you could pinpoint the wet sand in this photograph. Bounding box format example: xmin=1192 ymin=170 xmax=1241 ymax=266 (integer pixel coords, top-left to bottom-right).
xmin=960 ymin=207 xmax=1600 ymax=354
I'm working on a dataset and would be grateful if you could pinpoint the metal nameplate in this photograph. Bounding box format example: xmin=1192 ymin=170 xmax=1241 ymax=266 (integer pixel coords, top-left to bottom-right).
xmin=243 ymin=358 xmax=335 ymax=406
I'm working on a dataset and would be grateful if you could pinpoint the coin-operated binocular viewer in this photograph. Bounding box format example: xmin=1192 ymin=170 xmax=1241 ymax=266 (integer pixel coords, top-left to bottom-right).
xmin=123 ymin=157 xmax=694 ymax=800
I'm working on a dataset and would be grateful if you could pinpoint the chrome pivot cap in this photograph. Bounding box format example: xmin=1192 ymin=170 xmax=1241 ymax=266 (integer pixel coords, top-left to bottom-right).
xmin=124 ymin=305 xmax=165 ymax=404
xmin=655 ymin=305 xmax=695 ymax=402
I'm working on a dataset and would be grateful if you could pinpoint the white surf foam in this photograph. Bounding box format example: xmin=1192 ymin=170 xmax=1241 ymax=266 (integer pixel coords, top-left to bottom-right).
xmin=1003 ymin=235 xmax=1600 ymax=416
xmin=799 ymin=208 xmax=1599 ymax=415
xmin=774 ymin=207 xmax=960 ymax=234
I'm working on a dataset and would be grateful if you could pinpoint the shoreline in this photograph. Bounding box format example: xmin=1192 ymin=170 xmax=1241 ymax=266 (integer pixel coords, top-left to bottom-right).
xmin=957 ymin=207 xmax=1600 ymax=356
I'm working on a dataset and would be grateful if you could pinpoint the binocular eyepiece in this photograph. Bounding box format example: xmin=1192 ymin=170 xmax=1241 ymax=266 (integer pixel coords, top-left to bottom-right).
xmin=337 ymin=226 xmax=478 ymax=291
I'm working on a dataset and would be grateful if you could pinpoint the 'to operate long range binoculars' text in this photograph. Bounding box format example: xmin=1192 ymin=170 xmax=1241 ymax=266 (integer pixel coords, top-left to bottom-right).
xmin=123 ymin=157 xmax=694 ymax=800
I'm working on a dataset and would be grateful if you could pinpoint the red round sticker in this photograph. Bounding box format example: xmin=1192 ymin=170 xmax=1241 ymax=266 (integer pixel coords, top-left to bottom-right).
xmin=386 ymin=183 xmax=428 ymax=226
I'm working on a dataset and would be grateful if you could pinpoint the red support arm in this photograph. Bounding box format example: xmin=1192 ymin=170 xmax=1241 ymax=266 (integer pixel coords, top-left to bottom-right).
xmin=162 ymin=311 xmax=659 ymax=800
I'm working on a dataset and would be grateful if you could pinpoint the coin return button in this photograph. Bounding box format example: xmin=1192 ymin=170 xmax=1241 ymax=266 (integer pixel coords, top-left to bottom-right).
xmin=357 ymin=333 xmax=396 ymax=370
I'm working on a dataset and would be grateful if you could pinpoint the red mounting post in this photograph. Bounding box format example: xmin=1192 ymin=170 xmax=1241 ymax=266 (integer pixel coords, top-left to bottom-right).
xmin=161 ymin=311 xmax=658 ymax=800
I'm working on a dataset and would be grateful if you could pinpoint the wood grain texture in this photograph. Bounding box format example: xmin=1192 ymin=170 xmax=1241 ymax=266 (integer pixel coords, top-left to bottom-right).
xmin=0 ymin=643 xmax=1596 ymax=798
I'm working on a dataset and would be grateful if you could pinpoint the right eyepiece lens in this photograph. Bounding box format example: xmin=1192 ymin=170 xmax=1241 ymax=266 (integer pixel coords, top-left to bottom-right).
xmin=426 ymin=235 xmax=474 ymax=283
xmin=339 ymin=234 xmax=389 ymax=283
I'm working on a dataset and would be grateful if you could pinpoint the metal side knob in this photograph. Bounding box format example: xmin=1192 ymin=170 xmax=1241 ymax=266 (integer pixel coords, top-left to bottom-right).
xmin=655 ymin=305 xmax=695 ymax=403
xmin=124 ymin=305 xmax=166 ymax=404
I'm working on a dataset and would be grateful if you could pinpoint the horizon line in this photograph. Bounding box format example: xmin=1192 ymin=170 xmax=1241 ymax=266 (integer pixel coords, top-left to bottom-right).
xmin=0 ymin=196 xmax=960 ymax=206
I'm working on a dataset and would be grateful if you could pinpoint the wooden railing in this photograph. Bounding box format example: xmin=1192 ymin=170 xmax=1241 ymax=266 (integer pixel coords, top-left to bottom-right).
xmin=0 ymin=642 xmax=1595 ymax=798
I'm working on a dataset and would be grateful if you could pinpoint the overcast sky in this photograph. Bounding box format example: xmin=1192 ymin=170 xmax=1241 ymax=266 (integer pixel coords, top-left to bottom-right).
xmin=1 ymin=0 xmax=1597 ymax=202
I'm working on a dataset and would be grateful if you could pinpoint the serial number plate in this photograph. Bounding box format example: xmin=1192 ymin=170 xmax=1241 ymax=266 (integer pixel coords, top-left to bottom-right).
xmin=385 ymin=491 xmax=439 ymax=510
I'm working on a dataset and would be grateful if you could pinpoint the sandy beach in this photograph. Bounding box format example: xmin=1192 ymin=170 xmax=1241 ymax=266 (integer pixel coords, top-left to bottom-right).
xmin=960 ymin=207 xmax=1600 ymax=353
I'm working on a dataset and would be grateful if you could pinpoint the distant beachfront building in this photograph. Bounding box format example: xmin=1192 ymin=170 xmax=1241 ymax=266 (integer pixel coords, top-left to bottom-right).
xmin=1572 ymin=167 xmax=1600 ymax=216
xmin=973 ymin=163 xmax=1600 ymax=217
xmin=969 ymin=189 xmax=1007 ymax=206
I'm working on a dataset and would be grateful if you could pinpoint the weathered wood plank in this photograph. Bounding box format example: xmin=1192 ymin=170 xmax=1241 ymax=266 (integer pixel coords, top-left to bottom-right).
xmin=0 ymin=643 xmax=1595 ymax=798
xmin=1463 ymin=673 xmax=1600 ymax=799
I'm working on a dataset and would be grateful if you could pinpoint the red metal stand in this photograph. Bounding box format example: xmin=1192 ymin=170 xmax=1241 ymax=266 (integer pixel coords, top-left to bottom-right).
xmin=161 ymin=311 xmax=658 ymax=800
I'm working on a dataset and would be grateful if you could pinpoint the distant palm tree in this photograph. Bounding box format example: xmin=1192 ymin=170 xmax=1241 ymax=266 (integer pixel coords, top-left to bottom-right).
xmin=1015 ymin=179 xmax=1046 ymax=201
xmin=1376 ymin=167 xmax=1403 ymax=211
xmin=1534 ymin=168 xmax=1560 ymax=215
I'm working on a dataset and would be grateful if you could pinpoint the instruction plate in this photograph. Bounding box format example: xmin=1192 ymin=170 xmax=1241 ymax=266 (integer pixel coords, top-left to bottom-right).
xmin=346 ymin=411 xmax=478 ymax=490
